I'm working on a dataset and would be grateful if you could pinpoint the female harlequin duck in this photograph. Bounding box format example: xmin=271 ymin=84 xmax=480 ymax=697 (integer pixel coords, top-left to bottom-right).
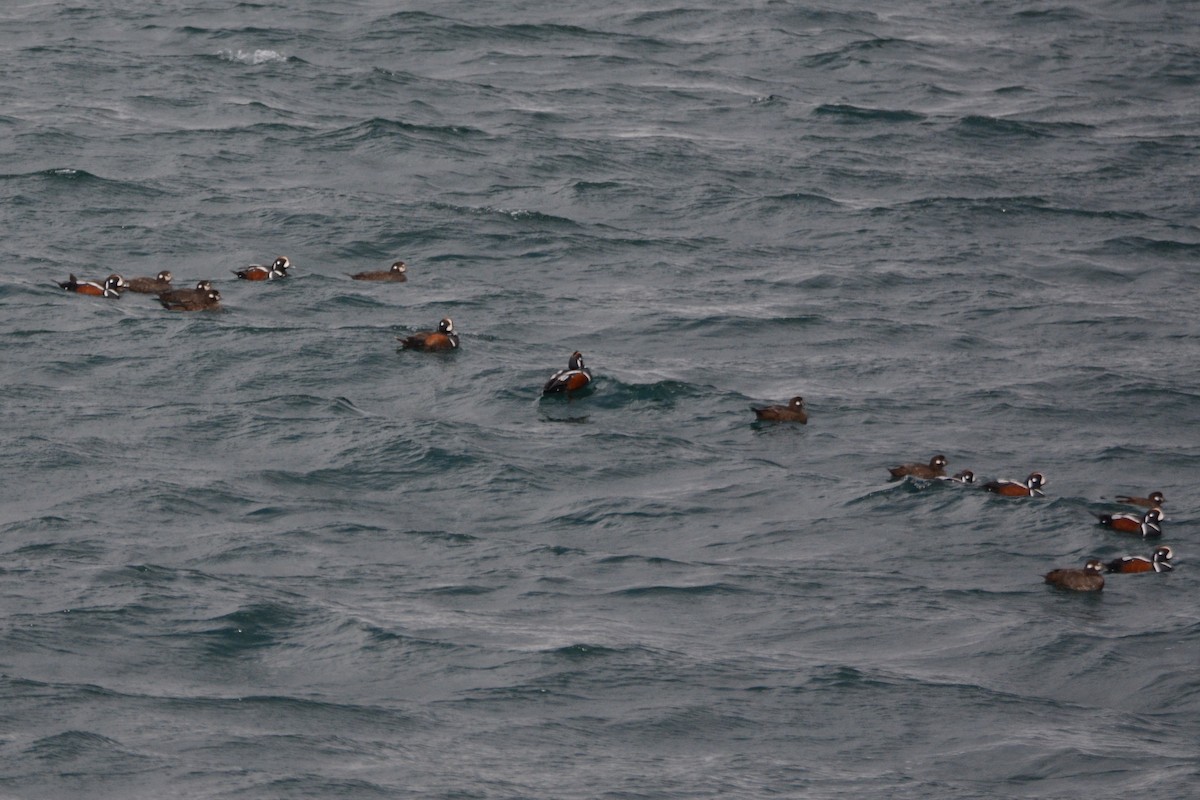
xmin=1115 ymin=490 xmax=1165 ymax=508
xmin=1106 ymin=545 xmax=1173 ymax=574
xmin=752 ymin=396 xmax=807 ymax=423
xmin=1095 ymin=507 xmax=1163 ymax=538
xmin=159 ymin=288 xmax=221 ymax=312
xmin=234 ymin=256 xmax=290 ymax=280
xmin=58 ymin=273 xmax=127 ymax=298
xmin=983 ymin=471 xmax=1045 ymax=497
xmin=126 ymin=270 xmax=173 ymax=293
xmin=1044 ymin=558 xmax=1105 ymax=592
xmin=542 ymin=351 xmax=592 ymax=398
xmin=156 ymin=280 xmax=214 ymax=307
xmin=887 ymin=454 xmax=947 ymax=480
xmin=351 ymin=261 xmax=407 ymax=281
xmin=398 ymin=317 xmax=459 ymax=351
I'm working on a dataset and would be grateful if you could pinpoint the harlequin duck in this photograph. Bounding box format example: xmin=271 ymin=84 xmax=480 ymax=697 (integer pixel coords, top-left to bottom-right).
xmin=234 ymin=256 xmax=290 ymax=280
xmin=156 ymin=280 xmax=214 ymax=307
xmin=887 ymin=454 xmax=947 ymax=480
xmin=543 ymin=351 xmax=593 ymax=397
xmin=159 ymin=288 xmax=221 ymax=311
xmin=398 ymin=317 xmax=459 ymax=351
xmin=751 ymin=396 xmax=807 ymax=423
xmin=983 ymin=471 xmax=1045 ymax=497
xmin=1095 ymin=507 xmax=1163 ymax=537
xmin=1044 ymin=558 xmax=1105 ymax=592
xmin=351 ymin=261 xmax=407 ymax=281
xmin=1106 ymin=545 xmax=1173 ymax=574
xmin=57 ymin=273 xmax=127 ymax=298
xmin=1115 ymin=491 xmax=1165 ymax=508
xmin=938 ymin=469 xmax=975 ymax=484
xmin=126 ymin=270 xmax=173 ymax=293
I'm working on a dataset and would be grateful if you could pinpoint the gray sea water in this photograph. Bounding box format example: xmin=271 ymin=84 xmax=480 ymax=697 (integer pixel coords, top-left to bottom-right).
xmin=2 ymin=1 xmax=1199 ymax=798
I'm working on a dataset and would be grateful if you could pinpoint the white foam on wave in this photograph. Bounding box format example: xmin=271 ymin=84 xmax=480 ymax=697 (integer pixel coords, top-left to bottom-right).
xmin=217 ymin=49 xmax=287 ymax=65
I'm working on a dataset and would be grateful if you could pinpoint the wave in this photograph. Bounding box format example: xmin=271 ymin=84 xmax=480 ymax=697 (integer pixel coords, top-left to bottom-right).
xmin=878 ymin=194 xmax=1153 ymax=223
xmin=1082 ymin=236 xmax=1200 ymax=258
xmin=1013 ymin=6 xmax=1091 ymax=21
xmin=814 ymin=103 xmax=927 ymax=123
xmin=428 ymin=201 xmax=583 ymax=230
xmin=955 ymin=114 xmax=1096 ymax=139
xmin=803 ymin=36 xmax=932 ymax=69
xmin=24 ymin=729 xmax=154 ymax=767
xmin=230 ymin=393 xmax=367 ymax=420
xmin=541 ymin=642 xmax=626 ymax=659
xmin=215 ymin=48 xmax=289 ymax=65
xmin=743 ymin=190 xmax=844 ymax=211
xmin=608 ymin=582 xmax=749 ymax=597
xmin=536 ymin=376 xmax=712 ymax=415
xmin=189 ymin=602 xmax=307 ymax=656
xmin=0 ymin=168 xmax=171 ymax=201
xmin=303 ymin=117 xmax=488 ymax=152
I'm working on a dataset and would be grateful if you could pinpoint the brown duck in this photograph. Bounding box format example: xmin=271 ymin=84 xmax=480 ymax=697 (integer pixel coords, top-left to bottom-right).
xmin=156 ymin=280 xmax=214 ymax=307
xmin=1044 ymin=559 xmax=1105 ymax=592
xmin=751 ymin=396 xmax=807 ymax=423
xmin=351 ymin=260 xmax=407 ymax=281
xmin=1114 ymin=491 xmax=1164 ymax=508
xmin=888 ymin=454 xmax=947 ymax=480
xmin=126 ymin=270 xmax=173 ymax=293
xmin=159 ymin=288 xmax=221 ymax=311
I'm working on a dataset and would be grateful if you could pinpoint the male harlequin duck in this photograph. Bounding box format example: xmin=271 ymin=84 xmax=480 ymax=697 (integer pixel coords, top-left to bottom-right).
xmin=58 ymin=273 xmax=127 ymax=298
xmin=983 ymin=471 xmax=1045 ymax=497
xmin=126 ymin=270 xmax=173 ymax=293
xmin=1095 ymin=507 xmax=1163 ymax=538
xmin=938 ymin=469 xmax=975 ymax=484
xmin=887 ymin=454 xmax=947 ymax=480
xmin=1115 ymin=491 xmax=1165 ymax=508
xmin=351 ymin=261 xmax=407 ymax=281
xmin=542 ymin=351 xmax=593 ymax=398
xmin=398 ymin=317 xmax=459 ymax=351
xmin=159 ymin=288 xmax=221 ymax=312
xmin=751 ymin=396 xmax=807 ymax=423
xmin=1106 ymin=545 xmax=1174 ymax=574
xmin=234 ymin=256 xmax=290 ymax=280
xmin=1044 ymin=559 xmax=1105 ymax=592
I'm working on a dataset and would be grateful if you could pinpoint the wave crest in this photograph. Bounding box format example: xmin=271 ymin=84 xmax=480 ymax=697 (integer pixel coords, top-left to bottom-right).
xmin=217 ymin=49 xmax=287 ymax=65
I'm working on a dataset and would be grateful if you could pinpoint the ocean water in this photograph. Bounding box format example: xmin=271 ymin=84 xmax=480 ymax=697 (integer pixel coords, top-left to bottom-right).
xmin=1 ymin=1 xmax=1198 ymax=797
